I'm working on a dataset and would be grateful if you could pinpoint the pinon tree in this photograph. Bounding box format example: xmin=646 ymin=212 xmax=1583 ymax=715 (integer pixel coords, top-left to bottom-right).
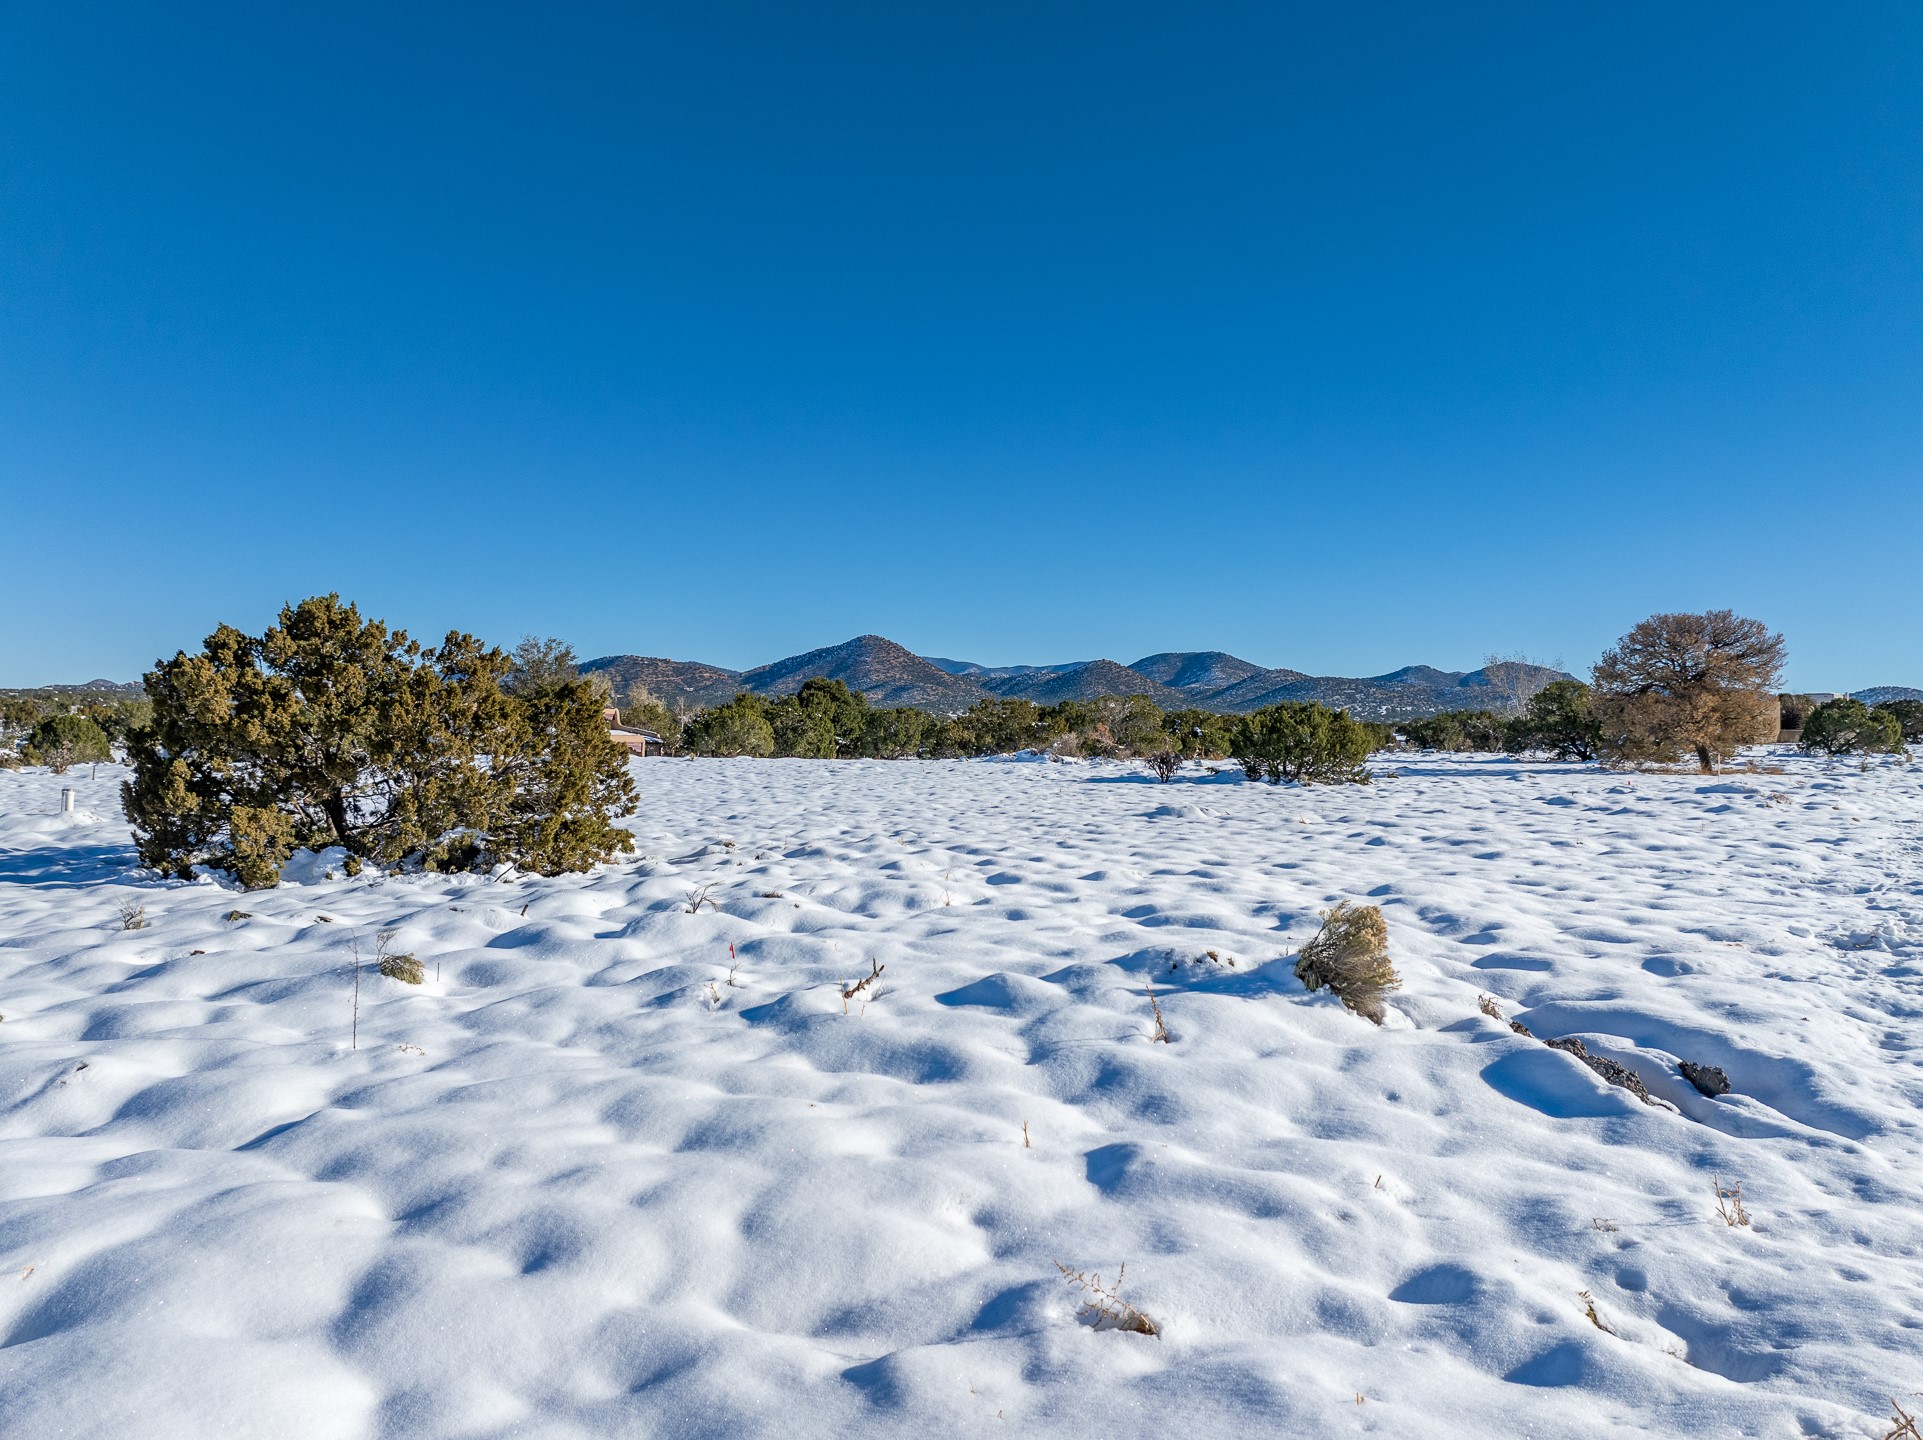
xmin=25 ymin=715 xmax=114 ymax=772
xmin=1233 ymin=702 xmax=1375 ymax=785
xmin=122 ymin=596 xmax=638 ymax=889
xmin=1590 ymin=610 xmax=1785 ymax=773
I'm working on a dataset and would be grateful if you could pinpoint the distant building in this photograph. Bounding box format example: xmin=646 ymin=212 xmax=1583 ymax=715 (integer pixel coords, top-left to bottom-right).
xmin=604 ymin=706 xmax=667 ymax=756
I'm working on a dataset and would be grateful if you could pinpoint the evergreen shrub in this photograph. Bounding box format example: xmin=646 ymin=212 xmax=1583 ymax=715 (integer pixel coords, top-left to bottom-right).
xmin=122 ymin=595 xmax=638 ymax=888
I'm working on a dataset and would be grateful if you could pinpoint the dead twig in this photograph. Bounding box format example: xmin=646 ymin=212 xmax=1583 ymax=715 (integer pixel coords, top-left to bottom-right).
xmin=1145 ymin=983 xmax=1171 ymax=1042
xmin=1884 ymin=1398 xmax=1921 ymax=1440
xmin=840 ymin=959 xmax=885 ymax=1012
xmin=1714 ymin=1175 xmax=1751 ymax=1228
xmin=1054 ymin=1262 xmax=1159 ymax=1336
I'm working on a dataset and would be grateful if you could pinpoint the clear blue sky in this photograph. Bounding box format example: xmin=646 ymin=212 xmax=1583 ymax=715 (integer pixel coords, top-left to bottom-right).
xmin=4 ymin=3 xmax=1919 ymax=691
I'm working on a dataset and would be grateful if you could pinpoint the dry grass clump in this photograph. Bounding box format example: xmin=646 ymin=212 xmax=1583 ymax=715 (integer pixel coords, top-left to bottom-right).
xmin=379 ymin=953 xmax=425 ymax=985
xmin=1884 ymin=1398 xmax=1921 ymax=1440
xmin=1714 ymin=1176 xmax=1750 ymax=1227
xmin=116 ymin=899 xmax=147 ymax=931
xmin=1294 ymin=901 xmax=1399 ymax=1024
xmin=1055 ymin=1262 xmax=1159 ymax=1336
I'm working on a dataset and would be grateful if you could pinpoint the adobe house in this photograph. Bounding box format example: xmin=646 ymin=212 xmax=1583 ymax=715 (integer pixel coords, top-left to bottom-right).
xmin=603 ymin=706 xmax=667 ymax=757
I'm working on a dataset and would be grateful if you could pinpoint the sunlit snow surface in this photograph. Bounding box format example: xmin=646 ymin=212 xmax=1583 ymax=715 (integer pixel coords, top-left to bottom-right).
xmin=1 ymin=753 xmax=1920 ymax=1438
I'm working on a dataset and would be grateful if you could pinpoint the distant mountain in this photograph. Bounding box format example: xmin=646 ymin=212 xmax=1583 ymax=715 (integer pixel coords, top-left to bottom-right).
xmin=0 ymin=679 xmax=144 ymax=698
xmin=740 ymin=635 xmax=990 ymax=710
xmin=582 ymin=636 xmax=1577 ymax=720
xmin=1210 ymin=662 xmax=1571 ymax=718
xmin=1369 ymin=665 xmax=1464 ymax=688
xmin=1128 ymin=651 xmax=1271 ymax=690
xmin=1853 ymin=686 xmax=1923 ymax=705
xmin=579 ymin=656 xmax=744 ymax=711
xmin=924 ymin=658 xmax=1069 ymax=679
xmin=983 ymin=659 xmax=1191 ymax=708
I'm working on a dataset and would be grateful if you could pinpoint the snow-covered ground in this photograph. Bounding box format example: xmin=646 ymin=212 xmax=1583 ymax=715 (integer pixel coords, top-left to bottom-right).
xmin=1 ymin=752 xmax=1920 ymax=1438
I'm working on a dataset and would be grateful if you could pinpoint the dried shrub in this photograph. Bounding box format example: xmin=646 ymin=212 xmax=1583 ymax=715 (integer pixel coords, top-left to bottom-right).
xmin=379 ymin=953 xmax=425 ymax=985
xmin=1054 ymin=1262 xmax=1159 ymax=1336
xmin=116 ymin=899 xmax=147 ymax=931
xmin=1146 ymin=750 xmax=1180 ymax=783
xmin=1294 ymin=901 xmax=1399 ymax=1023
xmin=1714 ymin=1176 xmax=1750 ymax=1227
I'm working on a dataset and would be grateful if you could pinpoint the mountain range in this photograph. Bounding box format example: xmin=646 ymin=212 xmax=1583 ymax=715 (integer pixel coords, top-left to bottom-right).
xmin=581 ymin=635 xmax=1575 ymax=720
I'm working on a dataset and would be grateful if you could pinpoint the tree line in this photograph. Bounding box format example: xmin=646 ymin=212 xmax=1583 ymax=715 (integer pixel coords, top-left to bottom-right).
xmin=6 ymin=602 xmax=1913 ymax=894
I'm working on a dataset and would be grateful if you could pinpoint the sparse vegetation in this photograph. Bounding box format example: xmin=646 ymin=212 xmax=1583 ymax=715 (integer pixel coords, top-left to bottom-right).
xmin=1145 ymin=750 xmax=1180 ymax=782
xmin=1714 ymin=1176 xmax=1751 ymax=1227
xmin=1145 ymin=983 xmax=1171 ymax=1042
xmin=116 ymin=899 xmax=147 ymax=931
xmin=1054 ymin=1262 xmax=1159 ymax=1336
xmin=840 ymin=958 xmax=885 ymax=1011
xmin=1293 ymin=901 xmax=1399 ymax=1022
xmin=379 ymin=952 xmax=425 ymax=984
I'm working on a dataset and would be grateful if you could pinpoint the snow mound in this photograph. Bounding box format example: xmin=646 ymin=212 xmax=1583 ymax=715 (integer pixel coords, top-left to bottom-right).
xmin=0 ymin=754 xmax=1918 ymax=1437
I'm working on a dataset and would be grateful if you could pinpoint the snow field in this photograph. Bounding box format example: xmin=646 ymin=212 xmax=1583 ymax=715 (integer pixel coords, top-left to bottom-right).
xmin=0 ymin=753 xmax=1920 ymax=1437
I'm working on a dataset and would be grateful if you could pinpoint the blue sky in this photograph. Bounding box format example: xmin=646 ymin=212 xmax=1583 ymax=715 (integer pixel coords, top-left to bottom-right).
xmin=3 ymin=3 xmax=1919 ymax=690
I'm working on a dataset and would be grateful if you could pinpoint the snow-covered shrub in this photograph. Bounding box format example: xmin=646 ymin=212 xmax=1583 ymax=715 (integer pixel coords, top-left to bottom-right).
xmin=1234 ymin=703 xmax=1374 ymax=785
xmin=123 ymin=595 xmax=638 ymax=888
xmin=1800 ymin=698 xmax=1904 ymax=756
xmin=1293 ymin=901 xmax=1399 ymax=1022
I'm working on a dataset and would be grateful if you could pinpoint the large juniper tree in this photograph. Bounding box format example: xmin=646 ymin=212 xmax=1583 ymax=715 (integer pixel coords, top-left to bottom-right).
xmin=123 ymin=595 xmax=637 ymax=888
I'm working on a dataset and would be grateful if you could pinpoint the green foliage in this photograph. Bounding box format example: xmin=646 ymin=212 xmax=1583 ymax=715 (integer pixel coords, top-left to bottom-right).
xmin=1163 ymin=708 xmax=1238 ymax=759
xmin=122 ymin=595 xmax=638 ymax=888
xmin=1872 ymin=699 xmax=1923 ymax=744
xmin=949 ymin=698 xmax=1058 ymax=756
xmin=683 ymin=693 xmax=776 ymax=757
xmin=78 ymin=700 xmax=153 ymax=745
xmin=763 ymin=678 xmax=870 ymax=758
xmin=506 ymin=635 xmax=581 ymax=695
xmin=1399 ymin=710 xmax=1507 ymax=752
xmin=24 ymin=714 xmax=113 ymax=772
xmin=1800 ymin=698 xmax=1904 ymax=756
xmin=1233 ymin=702 xmax=1375 ymax=785
xmin=1505 ymin=679 xmax=1603 ymax=761
xmin=855 ymin=706 xmax=930 ymax=759
xmin=617 ymin=689 xmax=683 ymax=751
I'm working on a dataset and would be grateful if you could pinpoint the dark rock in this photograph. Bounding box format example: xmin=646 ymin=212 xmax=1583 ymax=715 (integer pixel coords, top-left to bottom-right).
xmin=1678 ymin=1061 xmax=1732 ymax=1098
xmin=1546 ymin=1036 xmax=1655 ymax=1105
xmin=1508 ymin=1019 xmax=1534 ymax=1038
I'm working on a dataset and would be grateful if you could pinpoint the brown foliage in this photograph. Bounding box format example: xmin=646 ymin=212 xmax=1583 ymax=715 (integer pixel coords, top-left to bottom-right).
xmin=1591 ymin=610 xmax=1784 ymax=772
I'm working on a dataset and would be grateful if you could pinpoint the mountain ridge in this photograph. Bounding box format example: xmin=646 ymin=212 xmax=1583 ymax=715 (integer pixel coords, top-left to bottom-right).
xmin=582 ymin=637 xmax=1587 ymax=719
